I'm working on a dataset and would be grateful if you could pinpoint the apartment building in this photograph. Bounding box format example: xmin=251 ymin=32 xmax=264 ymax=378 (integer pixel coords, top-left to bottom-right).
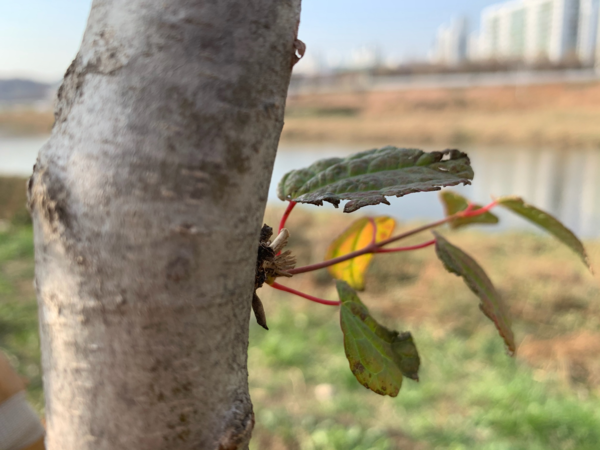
xmin=430 ymin=17 xmax=470 ymax=66
xmin=464 ymin=0 xmax=600 ymax=64
xmin=578 ymin=0 xmax=600 ymax=63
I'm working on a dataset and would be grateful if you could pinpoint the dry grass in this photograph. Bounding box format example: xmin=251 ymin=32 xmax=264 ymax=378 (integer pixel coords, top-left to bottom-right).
xmin=0 ymin=109 xmax=53 ymax=136
xmin=282 ymin=82 xmax=600 ymax=148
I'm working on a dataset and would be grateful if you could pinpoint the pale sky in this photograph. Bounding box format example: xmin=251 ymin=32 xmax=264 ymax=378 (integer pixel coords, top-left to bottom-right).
xmin=0 ymin=0 xmax=502 ymax=83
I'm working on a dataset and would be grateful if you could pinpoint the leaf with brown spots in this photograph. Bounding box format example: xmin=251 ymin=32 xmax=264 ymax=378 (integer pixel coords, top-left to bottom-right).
xmin=337 ymin=281 xmax=419 ymax=397
xmin=278 ymin=147 xmax=474 ymax=213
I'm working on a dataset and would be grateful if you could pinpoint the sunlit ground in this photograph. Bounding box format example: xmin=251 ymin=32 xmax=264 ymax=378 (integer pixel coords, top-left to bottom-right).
xmin=1 ymin=204 xmax=600 ymax=449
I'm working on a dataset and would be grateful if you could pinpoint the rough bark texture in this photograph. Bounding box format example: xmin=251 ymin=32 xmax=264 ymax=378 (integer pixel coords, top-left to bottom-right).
xmin=27 ymin=1 xmax=301 ymax=448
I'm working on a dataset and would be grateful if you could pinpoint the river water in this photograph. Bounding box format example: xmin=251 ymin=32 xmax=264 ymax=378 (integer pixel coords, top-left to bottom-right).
xmin=2 ymin=137 xmax=599 ymax=238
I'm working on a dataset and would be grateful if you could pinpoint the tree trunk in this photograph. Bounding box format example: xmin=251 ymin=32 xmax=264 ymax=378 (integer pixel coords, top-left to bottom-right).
xmin=27 ymin=1 xmax=301 ymax=448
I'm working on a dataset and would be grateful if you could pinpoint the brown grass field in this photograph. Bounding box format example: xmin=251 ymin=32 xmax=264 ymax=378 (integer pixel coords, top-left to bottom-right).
xmin=0 ymin=109 xmax=53 ymax=136
xmin=282 ymin=81 xmax=600 ymax=148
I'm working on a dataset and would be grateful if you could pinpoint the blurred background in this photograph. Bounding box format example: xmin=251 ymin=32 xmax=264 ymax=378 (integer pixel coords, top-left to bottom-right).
xmin=2 ymin=1 xmax=600 ymax=448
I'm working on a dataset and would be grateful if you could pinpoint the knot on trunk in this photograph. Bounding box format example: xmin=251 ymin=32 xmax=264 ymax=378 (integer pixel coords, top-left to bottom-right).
xmin=252 ymin=224 xmax=296 ymax=330
xmin=217 ymin=402 xmax=255 ymax=450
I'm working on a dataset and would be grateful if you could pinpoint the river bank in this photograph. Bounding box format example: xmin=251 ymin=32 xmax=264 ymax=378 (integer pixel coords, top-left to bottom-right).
xmin=0 ymin=109 xmax=53 ymax=137
xmin=282 ymin=81 xmax=600 ymax=148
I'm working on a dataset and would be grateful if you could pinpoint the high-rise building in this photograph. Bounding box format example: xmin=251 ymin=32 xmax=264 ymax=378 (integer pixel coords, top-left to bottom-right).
xmin=468 ymin=0 xmax=600 ymax=64
xmin=467 ymin=31 xmax=483 ymax=60
xmin=430 ymin=17 xmax=469 ymax=66
xmin=578 ymin=0 xmax=600 ymax=63
xmin=477 ymin=0 xmax=581 ymax=63
xmin=597 ymin=10 xmax=600 ymax=69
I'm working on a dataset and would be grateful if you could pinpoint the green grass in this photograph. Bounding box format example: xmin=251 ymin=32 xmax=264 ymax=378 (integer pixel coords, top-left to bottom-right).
xmin=0 ymin=225 xmax=43 ymax=411
xmin=1 ymin=213 xmax=600 ymax=449
xmin=248 ymin=296 xmax=600 ymax=450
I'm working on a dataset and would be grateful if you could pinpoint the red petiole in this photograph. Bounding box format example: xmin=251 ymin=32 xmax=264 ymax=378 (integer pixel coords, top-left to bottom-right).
xmin=279 ymin=201 xmax=297 ymax=233
xmin=375 ymin=239 xmax=436 ymax=253
xmin=270 ymin=281 xmax=341 ymax=306
xmin=461 ymin=200 xmax=498 ymax=217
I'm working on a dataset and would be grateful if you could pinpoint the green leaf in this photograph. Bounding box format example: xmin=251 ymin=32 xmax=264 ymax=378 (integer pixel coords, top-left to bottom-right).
xmin=337 ymin=281 xmax=420 ymax=397
xmin=391 ymin=332 xmax=421 ymax=382
xmin=326 ymin=216 xmax=396 ymax=290
xmin=278 ymin=147 xmax=474 ymax=213
xmin=433 ymin=232 xmax=516 ymax=356
xmin=440 ymin=191 xmax=499 ymax=229
xmin=497 ymin=196 xmax=592 ymax=272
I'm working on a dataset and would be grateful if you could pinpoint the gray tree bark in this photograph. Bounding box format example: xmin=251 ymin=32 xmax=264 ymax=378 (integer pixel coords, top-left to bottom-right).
xmin=27 ymin=1 xmax=301 ymax=448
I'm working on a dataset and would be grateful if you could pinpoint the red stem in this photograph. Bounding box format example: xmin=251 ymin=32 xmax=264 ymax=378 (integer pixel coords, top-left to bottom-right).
xmin=288 ymin=200 xmax=499 ymax=275
xmin=290 ymin=217 xmax=450 ymax=275
xmin=461 ymin=200 xmax=498 ymax=217
xmin=279 ymin=201 xmax=297 ymax=233
xmin=375 ymin=217 xmax=450 ymax=248
xmin=270 ymin=282 xmax=340 ymax=306
xmin=375 ymin=239 xmax=436 ymax=253
xmin=288 ymin=246 xmax=375 ymax=275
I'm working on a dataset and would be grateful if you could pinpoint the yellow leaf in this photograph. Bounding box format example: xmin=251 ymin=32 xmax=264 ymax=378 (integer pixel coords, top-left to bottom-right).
xmin=325 ymin=217 xmax=396 ymax=290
